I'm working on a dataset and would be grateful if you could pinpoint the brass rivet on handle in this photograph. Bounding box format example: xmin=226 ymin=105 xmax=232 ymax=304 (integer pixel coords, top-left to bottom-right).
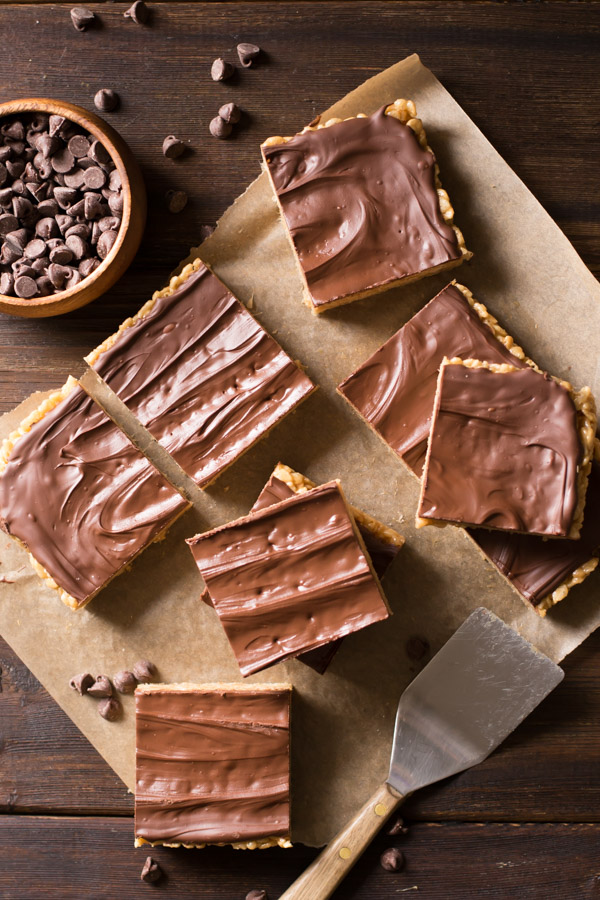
xmin=374 ymin=803 xmax=387 ymax=816
xmin=339 ymin=847 xmax=351 ymax=860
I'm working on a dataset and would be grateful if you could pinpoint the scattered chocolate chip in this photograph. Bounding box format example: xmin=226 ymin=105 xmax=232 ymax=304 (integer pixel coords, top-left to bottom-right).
xmin=87 ymin=674 xmax=113 ymax=698
xmin=386 ymin=815 xmax=409 ymax=837
xmin=140 ymin=856 xmax=162 ymax=883
xmin=94 ymin=89 xmax=119 ymax=113
xmin=219 ymin=102 xmax=242 ymax=125
xmin=209 ymin=116 xmax=232 ymax=139
xmin=380 ymin=848 xmax=405 ymax=872
xmin=198 ymin=224 xmax=215 ymax=244
xmin=69 ymin=672 xmax=95 ymax=695
xmin=97 ymin=229 xmax=118 ymax=259
xmin=211 ymin=58 xmax=235 ymax=82
xmin=162 ymin=135 xmax=186 ymax=159
xmin=125 ymin=0 xmax=150 ymax=25
xmin=245 ymin=891 xmax=268 ymax=900
xmin=0 ymin=272 xmax=14 ymax=295
xmin=165 ymin=189 xmax=188 ymax=214
xmin=98 ymin=696 xmax=121 ymax=721
xmin=237 ymin=42 xmax=261 ymax=67
xmin=70 ymin=6 xmax=96 ymax=31
xmin=14 ymin=275 xmax=38 ymax=299
xmin=406 ymin=636 xmax=430 ymax=661
xmin=132 ymin=659 xmax=157 ymax=683
xmin=113 ymin=670 xmax=138 ymax=694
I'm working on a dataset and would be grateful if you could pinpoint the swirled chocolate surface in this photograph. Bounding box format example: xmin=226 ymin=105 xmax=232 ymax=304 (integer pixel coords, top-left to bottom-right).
xmin=338 ymin=283 xmax=528 ymax=476
xmin=91 ymin=265 xmax=314 ymax=487
xmin=419 ymin=363 xmax=582 ymax=537
xmin=262 ymin=107 xmax=461 ymax=308
xmin=135 ymin=687 xmax=290 ymax=844
xmin=188 ymin=482 xmax=389 ymax=676
xmin=0 ymin=385 xmax=188 ymax=606
xmin=472 ymin=459 xmax=600 ymax=606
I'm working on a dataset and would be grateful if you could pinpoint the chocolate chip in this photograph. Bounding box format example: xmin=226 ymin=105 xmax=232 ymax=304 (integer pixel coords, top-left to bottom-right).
xmin=165 ymin=190 xmax=188 ymax=214
xmin=48 ymin=115 xmax=66 ymax=137
xmin=0 ymin=272 xmax=14 ymax=295
xmin=380 ymin=848 xmax=405 ymax=872
xmin=64 ymin=267 xmax=81 ymax=289
xmin=36 ymin=217 xmax=59 ymax=240
xmin=48 ymin=262 xmax=71 ymax=288
xmin=87 ymin=674 xmax=113 ymax=698
xmin=386 ymin=816 xmax=409 ymax=837
xmin=14 ymin=275 xmax=38 ymax=299
xmin=36 ymin=133 xmax=62 ymax=160
xmin=66 ymin=223 xmax=91 ymax=240
xmin=162 ymin=135 xmax=186 ymax=159
xmin=98 ymin=216 xmax=120 ymax=233
xmin=89 ymin=140 xmax=112 ymax=166
xmin=5 ymin=228 xmax=27 ymax=249
xmin=66 ymin=199 xmax=86 ymax=218
xmin=83 ymin=166 xmax=106 ymax=190
xmin=12 ymin=261 xmax=36 ymax=278
xmin=51 ymin=147 xmax=75 ymax=175
xmin=36 ymin=275 xmax=53 ymax=296
xmin=63 ymin=168 xmax=86 ymax=189
xmin=23 ymin=238 xmax=46 ymax=259
xmin=54 ymin=187 xmax=79 ymax=210
xmin=237 ymin=42 xmax=261 ymax=67
xmin=219 ymin=102 xmax=242 ymax=125
xmin=2 ymin=120 xmax=25 ymax=142
xmin=406 ymin=636 xmax=430 ymax=661
xmin=97 ymin=229 xmax=117 ymax=259
xmin=113 ymin=670 xmax=138 ymax=694
xmin=107 ymin=191 xmax=123 ymax=215
xmin=132 ymin=660 xmax=157 ymax=683
xmin=67 ymin=135 xmax=90 ymax=159
xmin=69 ymin=672 xmax=94 ymax=695
xmin=33 ymin=256 xmax=50 ymax=274
xmin=12 ymin=197 xmax=35 ymax=223
xmin=108 ymin=169 xmax=121 ymax=191
xmin=125 ymin=1 xmax=150 ymax=25
xmin=66 ymin=234 xmax=88 ymax=260
xmin=211 ymin=58 xmax=235 ymax=82
xmin=79 ymin=257 xmax=100 ymax=277
xmin=94 ymin=89 xmax=119 ymax=113
xmin=70 ymin=7 xmax=96 ymax=31
xmin=0 ymin=147 xmax=11 ymax=163
xmin=0 ymin=188 xmax=14 ymax=207
xmin=84 ymin=194 xmax=104 ymax=220
xmin=245 ymin=891 xmax=268 ymax=900
xmin=209 ymin=116 xmax=232 ymax=139
xmin=11 ymin=179 xmax=26 ymax=196
xmin=26 ymin=182 xmax=49 ymax=203
xmin=6 ymin=159 xmax=25 ymax=180
xmin=1 ymin=242 xmax=21 ymax=265
xmin=0 ymin=213 xmax=19 ymax=234
xmin=56 ymin=214 xmax=75 ymax=234
xmin=140 ymin=856 xmax=162 ymax=883
xmin=0 ymin=163 xmax=7 ymax=187
xmin=29 ymin=114 xmax=49 ymax=134
xmin=98 ymin=697 xmax=121 ymax=721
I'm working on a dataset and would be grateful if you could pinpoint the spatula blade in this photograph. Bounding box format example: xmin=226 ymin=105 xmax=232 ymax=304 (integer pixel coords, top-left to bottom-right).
xmin=388 ymin=607 xmax=563 ymax=796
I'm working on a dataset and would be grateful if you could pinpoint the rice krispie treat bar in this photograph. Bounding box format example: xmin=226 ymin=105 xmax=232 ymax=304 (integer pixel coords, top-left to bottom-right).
xmin=85 ymin=260 xmax=315 ymax=487
xmin=417 ymin=358 xmax=596 ymax=540
xmin=261 ymin=100 xmax=471 ymax=313
xmin=135 ymin=683 xmax=291 ymax=849
xmin=187 ymin=481 xmax=391 ymax=677
xmin=0 ymin=377 xmax=189 ymax=609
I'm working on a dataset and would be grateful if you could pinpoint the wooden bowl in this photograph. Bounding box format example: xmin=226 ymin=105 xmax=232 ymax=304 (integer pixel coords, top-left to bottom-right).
xmin=0 ymin=98 xmax=146 ymax=317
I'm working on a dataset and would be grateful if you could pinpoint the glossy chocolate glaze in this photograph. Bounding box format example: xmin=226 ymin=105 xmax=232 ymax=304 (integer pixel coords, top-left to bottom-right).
xmin=188 ymin=482 xmax=389 ymax=676
xmin=419 ymin=363 xmax=581 ymax=536
xmin=263 ymin=107 xmax=461 ymax=307
xmin=473 ymin=459 xmax=600 ymax=606
xmin=0 ymin=385 xmax=188 ymax=605
xmin=135 ymin=687 xmax=290 ymax=844
xmin=91 ymin=265 xmax=314 ymax=487
xmin=338 ymin=283 xmax=528 ymax=476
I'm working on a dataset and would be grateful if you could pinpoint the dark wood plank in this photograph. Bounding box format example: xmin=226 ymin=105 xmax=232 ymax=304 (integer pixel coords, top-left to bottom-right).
xmin=2 ymin=627 xmax=600 ymax=820
xmin=0 ymin=2 xmax=599 ymax=412
xmin=1 ymin=815 xmax=599 ymax=899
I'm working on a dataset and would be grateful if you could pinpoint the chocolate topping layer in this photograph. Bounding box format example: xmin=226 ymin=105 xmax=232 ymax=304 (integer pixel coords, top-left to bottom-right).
xmin=0 ymin=385 xmax=188 ymax=606
xmin=338 ymin=283 xmax=528 ymax=476
xmin=263 ymin=107 xmax=461 ymax=308
xmin=188 ymin=482 xmax=389 ymax=676
xmin=419 ymin=362 xmax=582 ymax=537
xmin=473 ymin=459 xmax=600 ymax=606
xmin=135 ymin=687 xmax=290 ymax=845
xmin=91 ymin=265 xmax=314 ymax=487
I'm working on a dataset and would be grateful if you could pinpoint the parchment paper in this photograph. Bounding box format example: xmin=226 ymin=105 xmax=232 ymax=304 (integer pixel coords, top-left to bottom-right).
xmin=2 ymin=54 xmax=600 ymax=848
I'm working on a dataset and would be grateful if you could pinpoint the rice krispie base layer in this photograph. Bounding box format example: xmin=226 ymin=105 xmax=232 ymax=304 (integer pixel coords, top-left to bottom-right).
xmin=262 ymin=100 xmax=471 ymax=312
xmin=417 ymin=358 xmax=596 ymax=540
xmin=134 ymin=683 xmax=291 ymax=849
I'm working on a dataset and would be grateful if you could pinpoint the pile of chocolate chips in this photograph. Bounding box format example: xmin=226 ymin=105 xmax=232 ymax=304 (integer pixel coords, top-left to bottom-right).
xmin=0 ymin=112 xmax=123 ymax=299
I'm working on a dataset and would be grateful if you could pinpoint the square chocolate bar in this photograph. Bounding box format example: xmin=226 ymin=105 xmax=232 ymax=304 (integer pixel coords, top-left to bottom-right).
xmin=188 ymin=481 xmax=390 ymax=676
xmin=135 ymin=683 xmax=291 ymax=849
xmin=262 ymin=101 xmax=470 ymax=312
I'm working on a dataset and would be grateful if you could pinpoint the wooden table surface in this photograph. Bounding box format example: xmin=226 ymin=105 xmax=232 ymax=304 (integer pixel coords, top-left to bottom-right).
xmin=1 ymin=2 xmax=600 ymax=898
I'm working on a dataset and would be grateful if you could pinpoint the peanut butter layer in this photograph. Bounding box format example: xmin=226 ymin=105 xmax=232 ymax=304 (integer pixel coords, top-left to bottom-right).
xmin=0 ymin=381 xmax=189 ymax=609
xmin=418 ymin=360 xmax=584 ymax=538
xmin=262 ymin=104 xmax=467 ymax=311
xmin=135 ymin=684 xmax=291 ymax=847
xmin=87 ymin=263 xmax=315 ymax=487
xmin=187 ymin=482 xmax=390 ymax=677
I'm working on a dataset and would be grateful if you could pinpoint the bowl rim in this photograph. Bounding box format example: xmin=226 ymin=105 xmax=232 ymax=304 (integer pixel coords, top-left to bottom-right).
xmin=0 ymin=97 xmax=134 ymax=311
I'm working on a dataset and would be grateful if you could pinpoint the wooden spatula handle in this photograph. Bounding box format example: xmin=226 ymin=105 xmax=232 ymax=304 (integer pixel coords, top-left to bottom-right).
xmin=279 ymin=781 xmax=403 ymax=900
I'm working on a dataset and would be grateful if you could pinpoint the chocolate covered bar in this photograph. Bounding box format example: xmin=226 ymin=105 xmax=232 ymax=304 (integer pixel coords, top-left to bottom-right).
xmin=0 ymin=378 xmax=189 ymax=609
xmin=338 ymin=282 xmax=599 ymax=613
xmin=188 ymin=481 xmax=391 ymax=676
xmin=200 ymin=463 xmax=404 ymax=674
xmin=261 ymin=100 xmax=471 ymax=313
xmin=135 ymin=683 xmax=291 ymax=849
xmin=417 ymin=358 xmax=596 ymax=539
xmin=85 ymin=260 xmax=315 ymax=487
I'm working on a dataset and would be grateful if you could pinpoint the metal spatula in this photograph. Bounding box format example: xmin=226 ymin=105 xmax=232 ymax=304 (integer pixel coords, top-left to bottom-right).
xmin=280 ymin=607 xmax=563 ymax=900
